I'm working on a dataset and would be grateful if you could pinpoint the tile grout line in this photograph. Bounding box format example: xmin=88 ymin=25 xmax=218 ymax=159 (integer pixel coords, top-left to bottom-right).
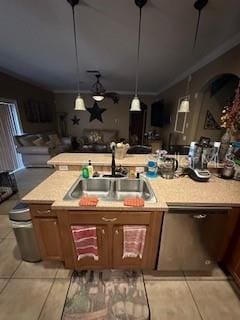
xmin=37 ymin=278 xmax=56 ymax=320
xmin=37 ymin=265 xmax=69 ymax=320
xmin=10 ymin=260 xmax=22 ymax=279
xmin=0 ymin=277 xmax=11 ymax=294
xmin=184 ymin=276 xmax=205 ymax=320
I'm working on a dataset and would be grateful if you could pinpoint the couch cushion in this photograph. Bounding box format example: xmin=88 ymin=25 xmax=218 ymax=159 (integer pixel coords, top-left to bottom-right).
xmin=86 ymin=131 xmax=103 ymax=144
xmin=82 ymin=129 xmax=118 ymax=144
xmin=19 ymin=135 xmax=38 ymax=146
xmin=102 ymin=130 xmax=118 ymax=144
xmin=17 ymin=146 xmax=50 ymax=155
xmin=33 ymin=137 xmax=45 ymax=146
xmin=48 ymin=134 xmax=61 ymax=146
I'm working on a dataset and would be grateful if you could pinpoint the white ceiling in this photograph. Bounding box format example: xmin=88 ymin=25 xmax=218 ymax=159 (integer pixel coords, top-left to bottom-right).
xmin=0 ymin=0 xmax=239 ymax=94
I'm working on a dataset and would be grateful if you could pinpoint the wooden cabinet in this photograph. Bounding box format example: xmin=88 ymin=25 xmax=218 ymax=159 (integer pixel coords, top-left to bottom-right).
xmin=58 ymin=210 xmax=163 ymax=270
xmin=112 ymin=225 xmax=150 ymax=269
xmin=223 ymin=208 xmax=240 ymax=286
xmin=29 ymin=203 xmax=163 ymax=269
xmin=30 ymin=204 xmax=63 ymax=261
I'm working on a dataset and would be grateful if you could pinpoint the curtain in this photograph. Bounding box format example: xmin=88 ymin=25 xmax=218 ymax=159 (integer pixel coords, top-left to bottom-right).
xmin=0 ymin=103 xmax=23 ymax=171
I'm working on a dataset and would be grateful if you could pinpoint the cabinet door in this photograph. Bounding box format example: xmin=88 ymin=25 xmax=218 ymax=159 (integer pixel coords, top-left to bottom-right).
xmin=33 ymin=218 xmax=63 ymax=261
xmin=71 ymin=225 xmax=109 ymax=269
xmin=225 ymin=214 xmax=240 ymax=286
xmin=112 ymin=225 xmax=150 ymax=269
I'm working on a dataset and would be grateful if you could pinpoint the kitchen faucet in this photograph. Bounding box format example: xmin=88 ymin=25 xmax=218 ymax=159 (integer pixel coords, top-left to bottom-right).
xmin=111 ymin=144 xmax=116 ymax=177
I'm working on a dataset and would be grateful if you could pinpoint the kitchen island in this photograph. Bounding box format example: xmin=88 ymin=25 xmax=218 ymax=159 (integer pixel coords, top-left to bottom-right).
xmin=22 ymin=165 xmax=240 ymax=278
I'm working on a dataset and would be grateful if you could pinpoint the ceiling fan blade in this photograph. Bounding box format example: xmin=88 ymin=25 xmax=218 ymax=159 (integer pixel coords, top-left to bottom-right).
xmin=104 ymin=92 xmax=120 ymax=104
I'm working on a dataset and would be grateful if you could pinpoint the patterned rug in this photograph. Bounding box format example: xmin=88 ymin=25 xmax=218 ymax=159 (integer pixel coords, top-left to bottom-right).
xmin=62 ymin=270 xmax=149 ymax=320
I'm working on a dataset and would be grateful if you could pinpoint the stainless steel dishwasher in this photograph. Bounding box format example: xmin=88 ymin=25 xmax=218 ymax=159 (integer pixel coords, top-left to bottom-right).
xmin=157 ymin=206 xmax=231 ymax=272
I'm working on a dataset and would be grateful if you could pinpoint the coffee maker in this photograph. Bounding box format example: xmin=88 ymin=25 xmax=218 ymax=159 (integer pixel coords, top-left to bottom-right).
xmin=187 ymin=137 xmax=212 ymax=182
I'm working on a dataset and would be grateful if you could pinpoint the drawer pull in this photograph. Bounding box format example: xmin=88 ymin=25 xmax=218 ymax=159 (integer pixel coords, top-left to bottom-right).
xmin=115 ymin=229 xmax=119 ymax=235
xmin=102 ymin=217 xmax=117 ymax=222
xmin=36 ymin=210 xmax=51 ymax=214
xmin=102 ymin=229 xmax=105 ymax=235
xmin=193 ymin=214 xmax=207 ymax=219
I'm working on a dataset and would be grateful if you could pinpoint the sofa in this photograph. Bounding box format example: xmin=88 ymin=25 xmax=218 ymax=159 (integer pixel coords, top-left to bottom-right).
xmin=76 ymin=129 xmax=119 ymax=153
xmin=14 ymin=133 xmax=71 ymax=167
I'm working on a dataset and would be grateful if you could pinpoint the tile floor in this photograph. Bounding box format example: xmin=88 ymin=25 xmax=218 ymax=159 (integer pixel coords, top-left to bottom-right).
xmin=0 ymin=168 xmax=240 ymax=319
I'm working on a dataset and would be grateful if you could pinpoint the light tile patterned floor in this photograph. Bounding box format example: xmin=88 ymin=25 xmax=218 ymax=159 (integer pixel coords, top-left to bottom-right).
xmin=0 ymin=168 xmax=239 ymax=319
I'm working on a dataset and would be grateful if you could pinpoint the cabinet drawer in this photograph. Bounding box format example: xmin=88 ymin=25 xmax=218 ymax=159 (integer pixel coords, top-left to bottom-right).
xmin=67 ymin=211 xmax=151 ymax=225
xmin=30 ymin=204 xmax=55 ymax=217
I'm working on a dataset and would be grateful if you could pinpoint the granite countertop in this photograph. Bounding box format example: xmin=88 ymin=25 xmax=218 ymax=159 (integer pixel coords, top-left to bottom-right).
xmin=22 ymin=171 xmax=168 ymax=211
xmin=47 ymin=153 xmax=152 ymax=167
xmin=22 ymin=170 xmax=240 ymax=210
xmin=149 ymin=175 xmax=240 ymax=207
xmin=47 ymin=153 xmax=222 ymax=169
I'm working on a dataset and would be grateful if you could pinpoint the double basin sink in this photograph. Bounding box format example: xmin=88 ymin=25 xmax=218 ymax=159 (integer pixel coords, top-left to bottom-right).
xmin=64 ymin=177 xmax=156 ymax=203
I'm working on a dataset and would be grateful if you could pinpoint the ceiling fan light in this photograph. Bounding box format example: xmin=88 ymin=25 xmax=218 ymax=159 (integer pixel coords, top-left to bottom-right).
xmin=92 ymin=95 xmax=105 ymax=102
xmin=75 ymin=94 xmax=86 ymax=111
xmin=179 ymin=99 xmax=190 ymax=113
xmin=130 ymin=96 xmax=141 ymax=112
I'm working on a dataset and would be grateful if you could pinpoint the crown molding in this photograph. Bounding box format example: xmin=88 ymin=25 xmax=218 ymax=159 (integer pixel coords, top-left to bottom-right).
xmin=157 ymin=32 xmax=240 ymax=95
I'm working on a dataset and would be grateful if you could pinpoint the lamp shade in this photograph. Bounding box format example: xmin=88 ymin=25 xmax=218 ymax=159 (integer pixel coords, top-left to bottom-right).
xmin=179 ymin=99 xmax=190 ymax=113
xmin=92 ymin=95 xmax=104 ymax=102
xmin=130 ymin=96 xmax=141 ymax=112
xmin=75 ymin=95 xmax=86 ymax=111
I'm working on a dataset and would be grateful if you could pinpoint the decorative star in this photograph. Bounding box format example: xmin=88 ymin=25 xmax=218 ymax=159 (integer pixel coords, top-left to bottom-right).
xmin=87 ymin=102 xmax=106 ymax=123
xmin=71 ymin=115 xmax=80 ymax=125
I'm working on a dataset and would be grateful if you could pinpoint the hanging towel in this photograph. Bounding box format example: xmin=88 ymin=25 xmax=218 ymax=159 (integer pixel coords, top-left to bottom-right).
xmin=71 ymin=226 xmax=99 ymax=261
xmin=123 ymin=225 xmax=147 ymax=259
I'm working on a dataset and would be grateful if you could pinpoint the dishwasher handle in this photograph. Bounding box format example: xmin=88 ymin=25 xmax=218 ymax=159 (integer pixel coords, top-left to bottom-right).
xmin=168 ymin=206 xmax=231 ymax=213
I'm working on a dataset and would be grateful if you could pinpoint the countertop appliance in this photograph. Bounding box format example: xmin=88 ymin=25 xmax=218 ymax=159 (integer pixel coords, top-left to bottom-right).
xmin=157 ymin=206 xmax=230 ymax=272
xmin=160 ymin=157 xmax=178 ymax=179
xmin=188 ymin=138 xmax=212 ymax=182
xmin=187 ymin=167 xmax=211 ymax=182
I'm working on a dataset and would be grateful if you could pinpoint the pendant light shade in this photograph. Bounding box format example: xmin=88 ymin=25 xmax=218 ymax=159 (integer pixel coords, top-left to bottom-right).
xmin=130 ymin=0 xmax=147 ymax=111
xmin=179 ymin=99 xmax=190 ymax=113
xmin=92 ymin=95 xmax=105 ymax=102
xmin=130 ymin=96 xmax=141 ymax=111
xmin=75 ymin=94 xmax=86 ymax=110
xmin=68 ymin=0 xmax=86 ymax=110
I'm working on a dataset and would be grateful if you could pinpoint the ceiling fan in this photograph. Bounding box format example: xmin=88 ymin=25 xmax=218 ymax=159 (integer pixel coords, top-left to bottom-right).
xmin=87 ymin=71 xmax=120 ymax=104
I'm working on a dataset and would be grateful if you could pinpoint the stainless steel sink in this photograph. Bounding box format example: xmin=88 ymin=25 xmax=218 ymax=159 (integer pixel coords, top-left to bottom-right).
xmin=64 ymin=177 xmax=156 ymax=203
xmin=115 ymin=179 xmax=153 ymax=201
xmin=69 ymin=179 xmax=111 ymax=200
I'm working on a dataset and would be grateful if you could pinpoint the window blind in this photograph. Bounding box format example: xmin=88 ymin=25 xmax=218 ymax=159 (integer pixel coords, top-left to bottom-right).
xmin=0 ymin=103 xmax=23 ymax=171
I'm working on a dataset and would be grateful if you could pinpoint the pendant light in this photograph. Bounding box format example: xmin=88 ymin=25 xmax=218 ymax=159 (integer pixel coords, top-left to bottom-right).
xmin=92 ymin=74 xmax=105 ymax=102
xmin=130 ymin=0 xmax=147 ymax=112
xmin=67 ymin=0 xmax=86 ymax=110
xmin=179 ymin=0 xmax=208 ymax=113
xmin=179 ymin=75 xmax=191 ymax=113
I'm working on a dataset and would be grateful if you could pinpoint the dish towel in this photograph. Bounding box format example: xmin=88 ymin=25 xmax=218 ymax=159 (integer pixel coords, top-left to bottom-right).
xmin=79 ymin=196 xmax=98 ymax=207
xmin=123 ymin=225 xmax=147 ymax=259
xmin=71 ymin=226 xmax=99 ymax=261
xmin=124 ymin=197 xmax=144 ymax=207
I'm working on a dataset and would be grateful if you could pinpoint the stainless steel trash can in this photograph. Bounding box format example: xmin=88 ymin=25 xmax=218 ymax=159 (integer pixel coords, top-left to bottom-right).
xmin=9 ymin=203 xmax=41 ymax=262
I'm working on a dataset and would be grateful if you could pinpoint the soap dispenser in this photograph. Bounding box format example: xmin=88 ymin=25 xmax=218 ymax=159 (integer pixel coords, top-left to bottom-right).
xmin=87 ymin=160 xmax=93 ymax=178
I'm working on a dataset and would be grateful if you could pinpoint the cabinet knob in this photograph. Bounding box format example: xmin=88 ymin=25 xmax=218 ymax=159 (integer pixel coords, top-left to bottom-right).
xmin=193 ymin=214 xmax=207 ymax=219
xmin=115 ymin=229 xmax=119 ymax=235
xmin=102 ymin=229 xmax=105 ymax=235
xmin=102 ymin=217 xmax=117 ymax=222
